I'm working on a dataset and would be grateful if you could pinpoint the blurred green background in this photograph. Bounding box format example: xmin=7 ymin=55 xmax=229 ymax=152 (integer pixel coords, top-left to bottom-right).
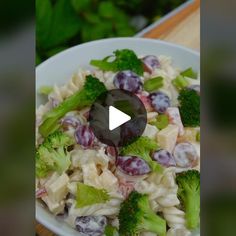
xmin=36 ymin=0 xmax=186 ymax=64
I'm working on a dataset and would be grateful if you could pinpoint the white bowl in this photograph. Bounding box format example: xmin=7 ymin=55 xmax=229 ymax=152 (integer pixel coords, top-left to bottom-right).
xmin=36 ymin=37 xmax=200 ymax=236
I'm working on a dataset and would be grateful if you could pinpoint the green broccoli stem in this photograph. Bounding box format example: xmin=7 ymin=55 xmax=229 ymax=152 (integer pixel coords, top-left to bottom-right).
xmin=142 ymin=211 xmax=166 ymax=236
xmin=39 ymin=90 xmax=90 ymax=137
xmin=90 ymin=60 xmax=116 ymax=71
xmin=39 ymin=75 xmax=107 ymax=137
xmin=139 ymin=194 xmax=166 ymax=236
xmin=185 ymin=193 xmax=200 ymax=229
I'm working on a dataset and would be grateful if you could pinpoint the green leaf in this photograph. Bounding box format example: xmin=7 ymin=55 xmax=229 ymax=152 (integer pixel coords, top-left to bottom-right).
xmin=76 ymin=183 xmax=110 ymax=208
xmin=36 ymin=52 xmax=42 ymax=66
xmin=46 ymin=46 xmax=67 ymax=58
xmin=36 ymin=0 xmax=52 ymax=49
xmin=45 ymin=0 xmax=81 ymax=49
xmin=98 ymin=1 xmax=117 ymax=19
xmin=70 ymin=0 xmax=91 ymax=12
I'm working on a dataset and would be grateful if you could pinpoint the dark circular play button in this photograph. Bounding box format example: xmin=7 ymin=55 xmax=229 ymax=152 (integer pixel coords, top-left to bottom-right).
xmin=89 ymin=89 xmax=147 ymax=147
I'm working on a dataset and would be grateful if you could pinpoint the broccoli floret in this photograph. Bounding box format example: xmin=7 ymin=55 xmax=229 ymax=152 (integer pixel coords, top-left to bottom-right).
xmin=118 ymin=191 xmax=166 ymax=236
xmin=120 ymin=136 xmax=163 ymax=173
xmin=178 ymin=88 xmax=200 ymax=127
xmin=176 ymin=170 xmax=200 ymax=230
xmin=36 ymin=131 xmax=74 ymax=178
xmin=90 ymin=49 xmax=144 ymax=75
xmin=39 ymin=75 xmax=107 ymax=137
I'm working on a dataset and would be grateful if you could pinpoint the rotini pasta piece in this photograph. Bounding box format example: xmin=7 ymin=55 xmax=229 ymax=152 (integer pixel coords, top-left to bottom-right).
xmin=49 ymin=69 xmax=89 ymax=102
xmin=167 ymin=227 xmax=191 ymax=236
xmin=66 ymin=192 xmax=124 ymax=228
xmin=71 ymin=147 xmax=109 ymax=169
xmin=93 ymin=70 xmax=116 ymax=90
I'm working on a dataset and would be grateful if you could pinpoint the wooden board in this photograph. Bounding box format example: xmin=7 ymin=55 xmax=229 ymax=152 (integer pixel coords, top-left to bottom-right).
xmin=36 ymin=1 xmax=200 ymax=235
xmin=143 ymin=0 xmax=200 ymax=50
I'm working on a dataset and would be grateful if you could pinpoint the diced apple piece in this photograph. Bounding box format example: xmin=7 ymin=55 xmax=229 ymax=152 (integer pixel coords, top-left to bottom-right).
xmin=157 ymin=124 xmax=179 ymax=152
xmin=42 ymin=196 xmax=65 ymax=215
xmin=166 ymin=107 xmax=184 ymax=135
xmin=142 ymin=124 xmax=158 ymax=139
xmin=46 ymin=173 xmax=69 ymax=203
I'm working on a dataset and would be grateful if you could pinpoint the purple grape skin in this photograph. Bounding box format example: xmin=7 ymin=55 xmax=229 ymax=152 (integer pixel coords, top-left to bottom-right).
xmin=173 ymin=142 xmax=198 ymax=168
xmin=152 ymin=149 xmax=176 ymax=167
xmin=116 ymin=155 xmax=151 ymax=176
xmin=74 ymin=125 xmax=95 ymax=147
xmin=149 ymin=91 xmax=170 ymax=113
xmin=113 ymin=70 xmax=143 ymax=93
xmin=75 ymin=216 xmax=107 ymax=236
xmin=142 ymin=55 xmax=160 ymax=72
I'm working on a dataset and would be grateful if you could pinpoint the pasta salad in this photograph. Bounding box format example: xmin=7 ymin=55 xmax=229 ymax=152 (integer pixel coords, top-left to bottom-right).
xmin=36 ymin=49 xmax=200 ymax=236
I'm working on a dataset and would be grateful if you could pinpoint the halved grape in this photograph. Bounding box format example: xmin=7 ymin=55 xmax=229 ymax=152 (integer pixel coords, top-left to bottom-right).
xmin=74 ymin=125 xmax=95 ymax=147
xmin=105 ymin=146 xmax=118 ymax=158
xmin=173 ymin=142 xmax=198 ymax=167
xmin=113 ymin=70 xmax=143 ymax=93
xmin=152 ymin=149 xmax=176 ymax=167
xmin=75 ymin=216 xmax=107 ymax=236
xmin=116 ymin=155 xmax=151 ymax=176
xmin=149 ymin=91 xmax=170 ymax=113
xmin=142 ymin=55 xmax=160 ymax=73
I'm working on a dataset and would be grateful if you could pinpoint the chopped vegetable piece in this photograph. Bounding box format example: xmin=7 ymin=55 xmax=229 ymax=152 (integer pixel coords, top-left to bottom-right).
xmin=180 ymin=67 xmax=198 ymax=79
xmin=178 ymin=88 xmax=200 ymax=127
xmin=176 ymin=170 xmax=200 ymax=229
xmin=177 ymin=127 xmax=198 ymax=143
xmin=36 ymin=131 xmax=74 ymax=177
xmin=196 ymin=130 xmax=200 ymax=142
xmin=120 ymin=136 xmax=163 ymax=173
xmin=76 ymin=183 xmax=110 ymax=208
xmin=90 ymin=49 xmax=144 ymax=75
xmin=172 ymin=75 xmax=189 ymax=90
xmin=104 ymin=225 xmax=119 ymax=236
xmin=38 ymin=86 xmax=53 ymax=95
xmin=150 ymin=114 xmax=169 ymax=130
xmin=144 ymin=76 xmax=164 ymax=92
xmin=39 ymin=75 xmax=107 ymax=137
xmin=118 ymin=191 xmax=166 ymax=236
xmin=157 ymin=124 xmax=179 ymax=152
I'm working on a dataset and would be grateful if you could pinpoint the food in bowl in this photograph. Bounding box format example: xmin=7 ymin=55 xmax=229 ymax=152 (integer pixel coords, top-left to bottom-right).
xmin=36 ymin=48 xmax=200 ymax=236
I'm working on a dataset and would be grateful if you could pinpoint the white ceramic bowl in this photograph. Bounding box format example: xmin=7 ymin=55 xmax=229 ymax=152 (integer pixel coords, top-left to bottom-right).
xmin=36 ymin=37 xmax=200 ymax=236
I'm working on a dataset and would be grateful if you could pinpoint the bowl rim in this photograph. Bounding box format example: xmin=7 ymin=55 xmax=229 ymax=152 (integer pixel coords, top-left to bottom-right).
xmin=36 ymin=37 xmax=200 ymax=235
xmin=36 ymin=37 xmax=199 ymax=72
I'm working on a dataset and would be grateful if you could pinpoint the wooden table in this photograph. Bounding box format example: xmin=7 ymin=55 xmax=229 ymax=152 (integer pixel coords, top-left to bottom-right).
xmin=36 ymin=1 xmax=200 ymax=235
xmin=137 ymin=0 xmax=200 ymax=50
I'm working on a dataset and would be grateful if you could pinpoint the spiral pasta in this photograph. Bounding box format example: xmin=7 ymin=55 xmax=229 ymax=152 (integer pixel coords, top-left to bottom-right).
xmin=66 ymin=192 xmax=124 ymax=228
xmin=49 ymin=69 xmax=89 ymax=102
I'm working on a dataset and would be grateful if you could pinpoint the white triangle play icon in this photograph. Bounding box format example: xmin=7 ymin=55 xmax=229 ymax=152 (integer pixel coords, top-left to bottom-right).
xmin=109 ymin=106 xmax=131 ymax=131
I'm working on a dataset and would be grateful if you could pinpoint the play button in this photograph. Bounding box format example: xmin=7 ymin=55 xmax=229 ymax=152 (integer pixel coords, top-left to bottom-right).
xmin=89 ymin=89 xmax=147 ymax=147
xmin=109 ymin=106 xmax=131 ymax=131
